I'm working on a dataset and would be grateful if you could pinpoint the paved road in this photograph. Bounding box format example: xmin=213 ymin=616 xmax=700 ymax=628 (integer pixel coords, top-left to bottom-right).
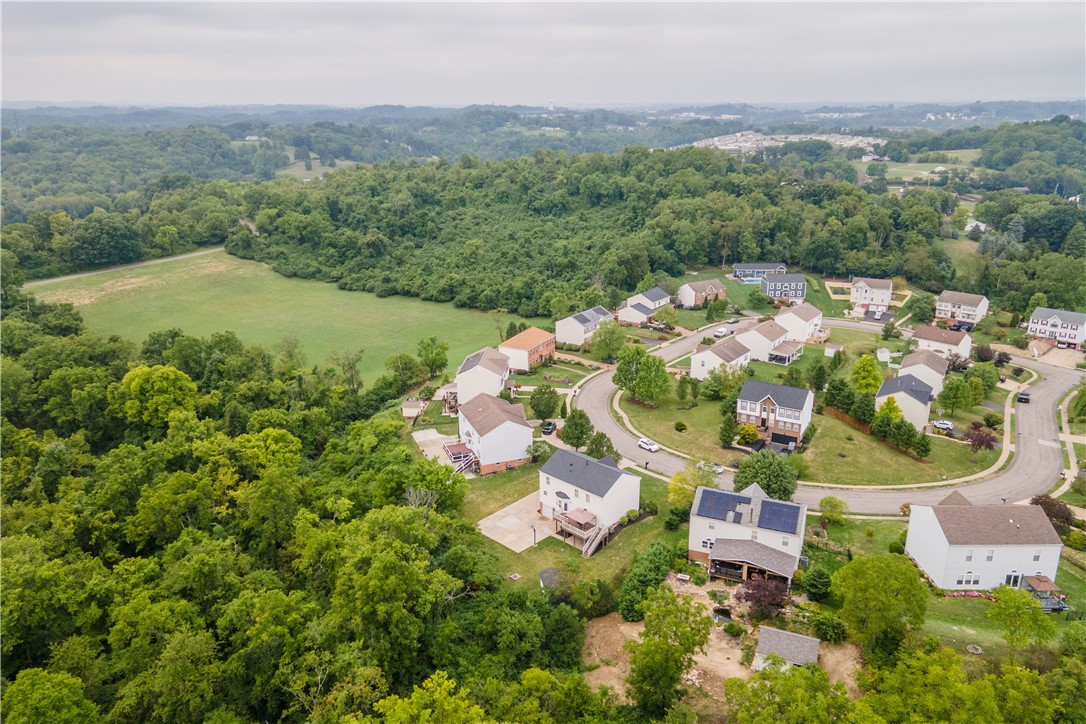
xmin=22 ymin=246 xmax=225 ymax=289
xmin=576 ymin=323 xmax=1083 ymax=514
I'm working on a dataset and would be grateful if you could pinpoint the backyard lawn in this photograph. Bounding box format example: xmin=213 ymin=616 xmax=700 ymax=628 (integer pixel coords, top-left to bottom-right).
xmin=746 ymin=326 xmax=909 ymax=385
xmin=413 ymin=400 xmax=458 ymax=436
xmin=618 ymin=393 xmax=746 ymax=466
xmin=509 ymin=362 xmax=590 ymax=388
xmin=801 ymin=414 xmax=1001 ymax=485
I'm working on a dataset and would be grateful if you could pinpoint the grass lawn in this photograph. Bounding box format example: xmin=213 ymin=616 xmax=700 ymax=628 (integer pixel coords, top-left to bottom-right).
xmin=802 ymin=414 xmax=1000 ymax=485
xmin=805 ymin=276 xmax=851 ymax=317
xmin=618 ymin=394 xmax=746 ymax=466
xmin=462 ymin=463 xmax=544 ymax=523
xmin=276 ymin=156 xmax=357 ymax=179
xmin=414 ymin=400 xmax=458 ymax=436
xmin=746 ymin=326 xmax=908 ymax=385
xmin=930 ymin=384 xmax=1009 ymax=431
xmin=1059 ymin=488 xmax=1086 ymax=508
xmin=509 ymin=362 xmax=589 ymax=388
xmin=971 ymin=311 xmax=1028 ymax=347
xmin=472 ymin=471 xmax=687 ymax=588
xmin=806 ymin=515 xmax=907 ymax=569
xmin=936 ymin=237 xmax=983 ymax=286
xmin=32 ymin=252 xmax=545 ymax=385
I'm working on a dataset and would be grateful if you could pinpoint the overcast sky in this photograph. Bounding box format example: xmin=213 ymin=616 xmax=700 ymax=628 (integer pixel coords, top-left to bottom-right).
xmin=3 ymin=2 xmax=1084 ymax=108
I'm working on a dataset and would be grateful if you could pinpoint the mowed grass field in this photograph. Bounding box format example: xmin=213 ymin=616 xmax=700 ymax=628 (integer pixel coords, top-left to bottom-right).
xmin=32 ymin=251 xmax=544 ymax=383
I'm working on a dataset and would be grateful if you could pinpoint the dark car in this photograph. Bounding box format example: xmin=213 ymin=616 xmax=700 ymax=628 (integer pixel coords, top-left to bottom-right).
xmin=541 ymin=421 xmax=557 ymax=435
xmin=1017 ymin=392 xmax=1031 ymax=404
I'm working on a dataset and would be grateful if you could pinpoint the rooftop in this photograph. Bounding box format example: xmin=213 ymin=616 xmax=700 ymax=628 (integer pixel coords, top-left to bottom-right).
xmin=938 ymin=290 xmax=987 ymax=307
xmin=853 ymin=277 xmax=893 ymax=290
xmin=639 ymin=287 xmax=671 ymax=303
xmin=1031 ymin=307 xmax=1086 ymax=327
xmin=459 ymin=393 xmax=531 ymax=436
xmin=928 ymin=496 xmax=1062 ymax=546
xmin=457 ymin=347 xmax=509 ymax=376
xmin=738 ymin=379 xmax=812 ymax=412
xmin=912 ymin=325 xmax=969 ymax=345
xmin=739 ymin=319 xmax=788 ymax=342
xmin=500 ymin=326 xmax=556 ymax=351
xmin=709 ymin=538 xmax=800 ymax=578
xmin=735 ymin=262 xmax=786 ymax=270
xmin=777 ymin=302 xmax=822 ymax=322
xmin=541 ymin=449 xmax=629 ymax=497
xmin=683 ymin=279 xmax=724 ymax=293
xmin=756 ymin=627 xmax=821 ymax=666
xmin=900 ymin=349 xmax=950 ymax=376
xmin=569 ymin=306 xmax=613 ymax=326
xmin=762 ymin=273 xmax=807 ymax=284
xmin=705 ymin=336 xmax=751 ymax=363
xmin=694 ymin=485 xmax=806 ymax=537
xmin=877 ymin=373 xmax=934 ymax=404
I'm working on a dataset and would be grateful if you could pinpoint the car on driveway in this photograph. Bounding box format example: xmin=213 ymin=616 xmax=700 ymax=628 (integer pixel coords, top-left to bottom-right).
xmin=541 ymin=421 xmax=557 ymax=435
xmin=638 ymin=438 xmax=660 ymax=452
xmin=697 ymin=461 xmax=726 ymax=474
xmin=1057 ymin=341 xmax=1069 ymax=349
xmin=933 ymin=420 xmax=954 ymax=431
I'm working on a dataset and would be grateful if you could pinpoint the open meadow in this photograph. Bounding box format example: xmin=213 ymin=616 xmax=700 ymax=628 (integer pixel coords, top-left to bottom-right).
xmin=31 ymin=251 xmax=544 ymax=383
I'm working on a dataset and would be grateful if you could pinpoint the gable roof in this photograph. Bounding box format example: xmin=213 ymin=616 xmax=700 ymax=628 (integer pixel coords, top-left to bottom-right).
xmin=739 ymin=320 xmax=788 ymax=342
xmin=929 ymin=502 xmax=1062 ymax=546
xmin=939 ymin=491 xmax=972 ymax=506
xmin=738 ymin=379 xmax=812 ymax=411
xmin=756 ymin=627 xmax=820 ymax=666
xmin=777 ymin=302 xmax=822 ymax=323
xmin=629 ymin=302 xmax=654 ymax=315
xmin=1031 ymin=307 xmax=1086 ymax=327
xmin=938 ymin=290 xmax=987 ymax=307
xmin=693 ymin=485 xmax=805 ymax=537
xmin=853 ymin=277 xmax=893 ymax=290
xmin=683 ymin=279 xmax=723 ymax=294
xmin=912 ymin=325 xmax=969 ymax=346
xmin=459 ymin=394 xmax=530 ymax=436
xmin=762 ymin=273 xmax=807 ymax=285
xmin=709 ymin=538 xmax=800 ymax=578
xmin=900 ymin=350 xmax=950 ymax=376
xmin=705 ymin=336 xmax=751 ymax=363
xmin=639 ymin=287 xmax=671 ymax=303
xmin=735 ymin=262 xmax=786 ymax=271
xmin=501 ymin=326 xmax=555 ymax=350
xmin=569 ymin=306 xmax=613 ymax=326
xmin=540 ymin=449 xmax=628 ymax=497
xmin=457 ymin=347 xmax=509 ymax=376
xmin=877 ymin=373 xmax=934 ymax=404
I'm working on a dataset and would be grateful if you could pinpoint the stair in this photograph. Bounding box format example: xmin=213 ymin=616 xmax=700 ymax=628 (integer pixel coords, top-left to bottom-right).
xmin=581 ymin=526 xmax=607 ymax=558
xmin=453 ymin=455 xmax=476 ymax=474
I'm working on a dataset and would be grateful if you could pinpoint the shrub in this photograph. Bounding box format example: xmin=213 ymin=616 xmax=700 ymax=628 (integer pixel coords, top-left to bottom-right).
xmin=691 ymin=569 xmax=708 ymax=586
xmin=888 ymin=540 xmax=905 ymax=554
xmin=802 ymin=567 xmax=833 ymax=602
xmin=664 ymin=508 xmax=688 ymax=531
xmin=738 ymin=578 xmax=790 ymax=620
xmin=1012 ymin=337 xmax=1028 ymax=350
xmin=983 ymin=412 xmax=1003 ymax=429
xmin=724 ymin=621 xmax=746 ymax=637
xmin=674 ymin=421 xmax=688 ymax=432
xmin=737 ymin=424 xmax=760 ymax=445
xmin=802 ymin=424 xmax=817 ymax=445
xmin=810 ymin=611 xmax=847 ymax=643
xmin=701 ymin=337 xmax=715 ymax=346
xmin=1012 ymin=366 xmax=1025 ymax=377
xmin=1065 ymin=530 xmax=1086 ymax=552
xmin=618 ymin=542 xmax=672 ymax=621
xmin=1072 ymin=474 xmax=1086 ymax=497
xmin=419 ymin=384 xmax=436 ymax=400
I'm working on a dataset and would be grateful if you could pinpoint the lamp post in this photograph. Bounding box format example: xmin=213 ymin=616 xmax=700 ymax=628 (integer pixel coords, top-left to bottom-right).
xmin=530 ymin=521 xmax=536 ymax=547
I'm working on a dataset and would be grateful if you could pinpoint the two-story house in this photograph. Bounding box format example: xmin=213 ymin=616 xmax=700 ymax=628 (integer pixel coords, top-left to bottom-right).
xmin=539 ymin=449 xmax=641 ymax=556
xmin=905 ymin=492 xmax=1062 ymax=590
xmin=688 ymin=484 xmax=807 ymax=586
xmin=876 ymin=374 xmax=934 ymax=430
xmin=897 ymin=349 xmax=949 ymax=396
xmin=676 ymin=280 xmax=725 ymax=308
xmin=850 ymin=277 xmax=894 ymax=315
xmin=1028 ymin=307 xmax=1086 ymax=349
xmin=457 ymin=393 xmax=533 ymax=474
xmin=690 ymin=336 xmax=752 ymax=381
xmin=760 ymin=273 xmax=808 ymax=304
xmin=555 ymin=306 xmax=613 ymax=347
xmin=499 ymin=326 xmax=556 ymax=372
xmin=774 ymin=302 xmax=823 ymax=343
xmin=617 ymin=287 xmax=671 ymax=325
xmin=454 ymin=347 xmax=510 ymax=407
xmin=911 ymin=325 xmax=973 ymax=358
xmin=936 ymin=291 xmax=990 ymax=324
xmin=733 ymin=262 xmax=787 ymax=281
xmin=735 ymin=320 xmax=801 ymax=365
xmin=736 ymin=379 xmax=814 ymax=446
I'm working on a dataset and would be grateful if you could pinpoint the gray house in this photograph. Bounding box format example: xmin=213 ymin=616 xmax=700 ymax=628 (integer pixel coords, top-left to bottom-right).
xmin=760 ymin=273 xmax=807 ymax=303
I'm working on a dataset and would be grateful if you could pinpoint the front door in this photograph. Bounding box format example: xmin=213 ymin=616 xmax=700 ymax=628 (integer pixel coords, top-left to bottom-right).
xmin=1005 ymin=573 xmax=1020 ymax=588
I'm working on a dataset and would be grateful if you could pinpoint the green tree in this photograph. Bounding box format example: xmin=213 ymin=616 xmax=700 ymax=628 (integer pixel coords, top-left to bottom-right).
xmin=819 ymin=496 xmax=848 ymax=527
xmin=614 ymin=345 xmax=648 ymax=393
xmin=905 ymin=292 xmax=936 ymax=323
xmin=676 ymin=375 xmax=689 ymax=405
xmin=824 ymin=378 xmax=853 ymax=410
xmin=653 ymin=305 xmax=679 ymax=328
xmin=371 ymin=670 xmax=488 ymax=723
xmin=719 ymin=414 xmax=738 ymax=448
xmin=912 ymin=432 xmax=932 ymax=458
xmin=723 ymin=657 xmax=853 ymax=723
xmin=939 ymin=376 xmax=974 ymax=416
xmin=964 ymin=361 xmax=1000 ymax=394
xmin=849 ymin=354 xmax=883 ymax=395
xmin=806 ymin=359 xmax=828 ymax=392
xmin=591 ymin=320 xmax=626 ymax=359
xmin=625 ymin=586 xmax=712 ymax=716
xmin=417 ymin=336 xmax=449 ymax=378
xmin=863 ymin=646 xmax=1000 ymax=723
xmin=109 ymin=364 xmax=197 ymax=435
xmin=529 ymin=385 xmax=561 ymax=420
xmin=0 ymin=668 xmax=100 ymax=724
xmin=1062 ymin=222 xmax=1086 ymax=258
xmin=830 ymin=554 xmax=927 ymax=658
xmin=619 ymin=543 xmax=673 ymax=622
xmin=871 ymin=408 xmax=894 ymax=439
xmin=633 ymin=355 xmax=672 ymax=405
xmin=585 ymin=431 xmax=618 ymax=460
xmin=878 ymin=394 xmax=905 ymax=422
xmin=559 ymin=409 xmax=593 ymax=451
xmin=147 ymin=630 xmax=222 ymax=722
xmin=734 ymin=450 xmax=798 ymax=501
xmin=668 ymin=461 xmax=714 ymax=511
xmin=889 ymin=418 xmax=919 ymax=452
xmin=988 ymin=585 xmax=1057 ymax=664
xmin=1026 ymin=291 xmax=1048 ymax=318
xmin=850 ymin=393 xmax=876 ymax=425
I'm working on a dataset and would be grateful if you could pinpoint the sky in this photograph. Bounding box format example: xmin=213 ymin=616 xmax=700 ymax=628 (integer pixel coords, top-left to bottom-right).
xmin=3 ymin=2 xmax=1084 ymax=108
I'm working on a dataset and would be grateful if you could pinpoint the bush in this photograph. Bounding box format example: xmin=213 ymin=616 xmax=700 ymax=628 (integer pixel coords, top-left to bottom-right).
xmin=888 ymin=540 xmax=905 ymax=554
xmin=1012 ymin=337 xmax=1028 ymax=350
xmin=419 ymin=384 xmax=436 ymax=400
xmin=738 ymin=578 xmax=791 ymax=620
xmin=664 ymin=508 xmax=688 ymax=531
xmin=810 ymin=611 xmax=847 ymax=643
xmin=618 ymin=542 xmax=673 ymax=621
xmin=724 ymin=621 xmax=746 ymax=637
xmin=802 ymin=567 xmax=833 ymax=602
xmin=674 ymin=421 xmax=688 ymax=432
xmin=737 ymin=424 xmax=760 ymax=445
xmin=802 ymin=424 xmax=817 ymax=445
xmin=983 ymin=412 xmax=1003 ymax=429
xmin=1072 ymin=474 xmax=1086 ymax=497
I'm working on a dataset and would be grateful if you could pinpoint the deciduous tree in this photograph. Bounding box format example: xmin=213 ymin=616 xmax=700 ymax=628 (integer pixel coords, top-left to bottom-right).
xmin=849 ymin=354 xmax=883 ymax=396
xmin=591 ymin=320 xmax=626 ymax=360
xmin=558 ymin=409 xmax=593 ymax=451
xmin=734 ymin=450 xmax=797 ymax=501
xmin=830 ymin=554 xmax=926 ymax=659
xmin=529 ymin=385 xmax=560 ymax=420
xmin=723 ymin=657 xmax=853 ymax=724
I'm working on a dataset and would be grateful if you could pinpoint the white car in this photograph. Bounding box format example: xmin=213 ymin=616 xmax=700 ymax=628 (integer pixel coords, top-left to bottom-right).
xmin=1057 ymin=341 xmax=1069 ymax=349
xmin=697 ymin=461 xmax=726 ymax=474
xmin=714 ymin=327 xmax=728 ymax=338
xmin=933 ymin=420 xmax=954 ymax=431
xmin=638 ymin=438 xmax=660 ymax=452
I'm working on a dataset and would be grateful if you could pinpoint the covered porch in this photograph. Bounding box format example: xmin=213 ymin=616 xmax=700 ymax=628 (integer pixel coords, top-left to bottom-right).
xmin=768 ymin=341 xmax=803 ymax=366
xmin=707 ymin=538 xmax=798 ymax=586
xmin=1022 ymin=575 xmax=1068 ymax=612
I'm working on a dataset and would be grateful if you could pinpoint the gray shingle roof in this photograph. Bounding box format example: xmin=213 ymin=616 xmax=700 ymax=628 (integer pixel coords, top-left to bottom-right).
xmin=630 ymin=302 xmax=654 ymax=315
xmin=457 ymin=347 xmax=509 ymax=376
xmin=739 ymin=320 xmax=788 ymax=342
xmin=778 ymin=302 xmax=822 ymax=322
xmin=541 ymin=449 xmax=627 ymax=497
xmin=762 ymin=273 xmax=807 ymax=284
xmin=735 ymin=263 xmax=785 ymax=271
xmin=912 ymin=325 xmax=969 ymax=345
xmin=853 ymin=277 xmax=893 ymax=290
xmin=756 ymin=627 xmax=821 ymax=666
xmin=930 ymin=500 xmax=1062 ymax=546
xmin=640 ymin=287 xmax=671 ymax=303
xmin=685 ymin=280 xmax=723 ymax=294
xmin=938 ymin=290 xmax=987 ymax=307
xmin=877 ymin=374 xmax=934 ymax=404
xmin=1031 ymin=307 xmax=1086 ymax=327
xmin=709 ymin=538 xmax=799 ymax=578
xmin=707 ymin=336 xmax=751 ymax=363
xmin=900 ymin=350 xmax=949 ymax=376
xmin=738 ymin=379 xmax=812 ymax=412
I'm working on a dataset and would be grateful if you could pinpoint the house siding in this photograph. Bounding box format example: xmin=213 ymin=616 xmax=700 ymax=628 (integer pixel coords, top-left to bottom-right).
xmin=687 ymin=513 xmax=801 ymax=562
xmin=734 ymin=329 xmax=786 ymax=363
xmin=456 ymin=367 xmax=508 ymax=406
xmin=775 ymin=311 xmax=823 ymax=342
xmin=690 ymin=347 xmax=752 ymax=381
xmin=898 ymin=363 xmax=945 ymax=396
xmin=876 ymin=391 xmax=930 ymax=430
xmin=850 ymin=282 xmax=893 ymax=313
xmin=538 ymin=470 xmax=640 ymax=529
xmin=735 ymin=393 xmax=813 ymax=443
xmin=1027 ymin=313 xmax=1085 ymax=347
xmin=459 ymin=417 xmax=533 ymax=473
xmin=935 ymin=297 xmax=989 ymax=323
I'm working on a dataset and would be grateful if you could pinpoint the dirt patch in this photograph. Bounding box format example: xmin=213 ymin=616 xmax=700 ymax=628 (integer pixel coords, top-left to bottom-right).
xmin=38 ymin=275 xmax=159 ymax=306
xmin=819 ymin=642 xmax=863 ymax=698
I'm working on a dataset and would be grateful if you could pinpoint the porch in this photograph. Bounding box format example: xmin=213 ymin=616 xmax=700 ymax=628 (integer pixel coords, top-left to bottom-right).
xmin=554 ymin=508 xmax=610 ymax=558
xmin=768 ymin=341 xmax=803 ymax=365
xmin=707 ymin=538 xmax=798 ymax=586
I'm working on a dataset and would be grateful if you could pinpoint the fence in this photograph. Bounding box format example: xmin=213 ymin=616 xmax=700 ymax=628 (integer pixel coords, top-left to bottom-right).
xmin=823 ymin=406 xmax=872 ymax=435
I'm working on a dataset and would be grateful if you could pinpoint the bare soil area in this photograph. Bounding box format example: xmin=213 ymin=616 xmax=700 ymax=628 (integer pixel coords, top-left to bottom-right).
xmin=819 ymin=642 xmax=863 ymax=697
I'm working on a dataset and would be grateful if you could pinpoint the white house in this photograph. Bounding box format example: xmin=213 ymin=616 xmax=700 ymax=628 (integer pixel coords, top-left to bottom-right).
xmin=616 ymin=301 xmax=656 ymax=325
xmin=897 ymin=349 xmax=949 ymax=396
xmin=677 ymin=280 xmax=725 ymax=308
xmin=905 ymin=491 xmax=1063 ymax=590
xmin=936 ymin=291 xmax=990 ymax=324
xmin=734 ymin=262 xmax=786 ymax=281
xmin=555 ymin=306 xmax=613 ymax=347
xmin=498 ymin=326 xmax=556 ymax=372
xmin=454 ymin=347 xmax=510 ymax=406
xmin=774 ymin=302 xmax=823 ymax=343
xmin=688 ymin=484 xmax=806 ymax=586
xmin=690 ymin=337 xmax=752 ymax=381
xmin=911 ymin=325 xmax=972 ymax=358
xmin=734 ymin=320 xmax=801 ymax=365
xmin=1028 ymin=307 xmax=1086 ymax=349
xmin=850 ymin=277 xmax=893 ymax=314
xmin=627 ymin=287 xmax=671 ymax=311
xmin=539 ymin=449 xmax=641 ymax=556
xmin=760 ymin=273 xmax=807 ymax=303
xmin=458 ymin=393 xmax=533 ymax=475
xmin=754 ymin=628 xmax=821 ymax=671
xmin=736 ymin=380 xmax=814 ymax=446
xmin=876 ymin=374 xmax=934 ymax=430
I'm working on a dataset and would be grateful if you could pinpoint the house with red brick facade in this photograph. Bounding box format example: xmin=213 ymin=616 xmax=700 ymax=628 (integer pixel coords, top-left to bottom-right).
xmin=736 ymin=380 xmax=814 ymax=446
xmin=499 ymin=327 xmax=557 ymax=372
xmin=677 ymin=280 xmax=725 ymax=308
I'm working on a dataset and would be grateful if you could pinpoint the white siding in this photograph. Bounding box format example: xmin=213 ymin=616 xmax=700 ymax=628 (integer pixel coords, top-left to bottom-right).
xmin=688 ymin=515 xmax=801 ymax=557
xmin=898 ymin=363 xmax=945 ymax=396
xmin=677 ymin=285 xmax=697 ymax=308
xmin=775 ymin=311 xmax=822 ymax=342
xmin=1028 ymin=314 xmax=1086 ymax=345
xmin=459 ymin=416 xmax=532 ymax=468
xmin=850 ymin=283 xmax=893 ymax=312
xmin=735 ymin=329 xmax=785 ymax=363
xmin=915 ymin=334 xmax=972 ymax=359
xmin=689 ymin=347 xmax=751 ymax=381
xmin=904 ymin=507 xmax=951 ymax=585
xmin=497 ymin=346 xmax=531 ymax=373
xmin=556 ymin=317 xmax=590 ymax=346
xmin=538 ymin=470 xmax=640 ymax=529
xmin=456 ymin=367 xmax=507 ymax=406
xmin=877 ymin=391 xmax=930 ymax=430
xmin=617 ymin=305 xmax=652 ymax=324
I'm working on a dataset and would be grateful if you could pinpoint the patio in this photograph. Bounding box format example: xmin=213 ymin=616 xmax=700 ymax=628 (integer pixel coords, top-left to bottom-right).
xmin=478 ymin=492 xmax=554 ymax=552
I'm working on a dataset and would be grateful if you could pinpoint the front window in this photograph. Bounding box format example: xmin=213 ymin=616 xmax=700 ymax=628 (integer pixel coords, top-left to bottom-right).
xmin=1033 ymin=549 xmax=1041 ymax=561
xmin=986 ymin=549 xmax=994 ymax=562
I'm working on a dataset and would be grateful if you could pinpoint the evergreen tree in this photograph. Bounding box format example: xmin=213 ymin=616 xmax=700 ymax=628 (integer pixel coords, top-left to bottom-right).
xmin=850 ymin=393 xmax=876 ymax=425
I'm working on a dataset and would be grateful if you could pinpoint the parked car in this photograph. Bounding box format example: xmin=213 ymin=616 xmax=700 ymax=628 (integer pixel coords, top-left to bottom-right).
xmin=541 ymin=421 xmax=557 ymax=435
xmin=638 ymin=438 xmax=660 ymax=452
xmin=726 ymin=318 xmax=740 ymax=324
xmin=933 ymin=420 xmax=954 ymax=431
xmin=1057 ymin=341 xmax=1069 ymax=349
xmin=714 ymin=327 xmax=729 ymax=338
xmin=697 ymin=461 xmax=726 ymax=474
xmin=1018 ymin=392 xmax=1031 ymax=403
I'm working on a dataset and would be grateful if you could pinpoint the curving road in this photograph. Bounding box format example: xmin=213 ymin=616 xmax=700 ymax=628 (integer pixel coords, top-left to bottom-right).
xmin=575 ymin=319 xmax=1083 ymax=514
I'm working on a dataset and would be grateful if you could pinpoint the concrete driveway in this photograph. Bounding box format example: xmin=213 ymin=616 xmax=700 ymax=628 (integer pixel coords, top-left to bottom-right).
xmin=411 ymin=429 xmax=476 ymax=478
xmin=478 ymin=493 xmax=554 ymax=552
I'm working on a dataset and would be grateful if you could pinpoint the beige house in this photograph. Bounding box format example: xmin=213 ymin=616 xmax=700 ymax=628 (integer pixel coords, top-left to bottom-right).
xmin=898 ymin=349 xmax=949 ymax=396
xmin=735 ymin=320 xmax=801 ymax=365
xmin=677 ymin=280 xmax=725 ymax=308
xmin=936 ymin=291 xmax=990 ymax=324
xmin=912 ymin=325 xmax=972 ymax=358
xmin=876 ymin=374 xmax=934 ymax=430
xmin=850 ymin=277 xmax=893 ymax=314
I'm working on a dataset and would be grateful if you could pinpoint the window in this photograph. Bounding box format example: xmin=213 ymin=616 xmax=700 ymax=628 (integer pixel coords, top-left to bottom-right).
xmin=708 ymin=524 xmax=715 ymax=530
xmin=585 ymin=494 xmax=590 ymax=503
xmin=1033 ymin=549 xmax=1041 ymax=562
xmin=782 ymin=537 xmax=789 ymax=547
xmin=574 ymin=489 xmax=579 ymax=499
xmin=701 ymin=539 xmax=713 ymax=550
xmin=542 ymin=490 xmax=548 ymax=496
xmin=751 ymin=530 xmax=758 ymax=541
xmin=545 ymin=477 xmax=550 ymax=485
xmin=986 ymin=549 xmax=994 ymax=562
xmin=965 ymin=549 xmax=973 ymax=562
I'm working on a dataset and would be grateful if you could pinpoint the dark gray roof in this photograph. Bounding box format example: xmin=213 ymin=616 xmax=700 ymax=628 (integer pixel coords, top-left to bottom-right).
xmin=756 ymin=627 xmax=820 ymax=666
xmin=709 ymin=538 xmax=799 ymax=577
xmin=738 ymin=379 xmax=812 ymax=411
xmin=762 ymin=273 xmax=807 ymax=284
xmin=735 ymin=263 xmax=785 ymax=271
xmin=630 ymin=302 xmax=654 ymax=315
xmin=930 ymin=502 xmax=1062 ymax=545
xmin=877 ymin=374 xmax=934 ymax=404
xmin=541 ymin=449 xmax=627 ymax=496
xmin=696 ymin=487 xmax=753 ymax=524
xmin=694 ymin=486 xmax=805 ymax=536
xmin=759 ymin=500 xmax=802 ymax=534
xmin=1031 ymin=307 xmax=1086 ymax=327
xmin=571 ymin=306 xmax=612 ymax=326
xmin=641 ymin=287 xmax=671 ymax=303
